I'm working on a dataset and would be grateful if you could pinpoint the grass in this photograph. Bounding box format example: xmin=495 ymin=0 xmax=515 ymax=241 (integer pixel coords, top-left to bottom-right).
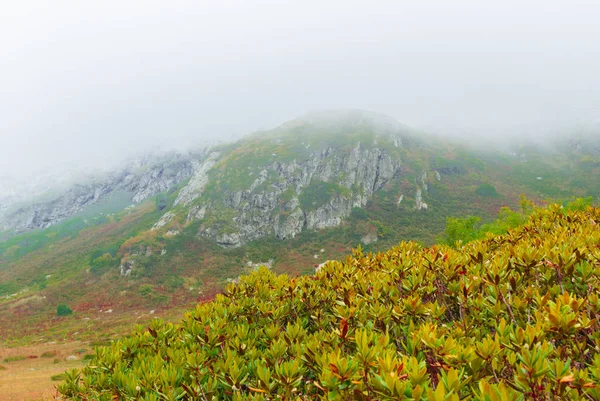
xmin=51 ymin=373 xmax=66 ymax=381
xmin=3 ymin=355 xmax=26 ymax=363
xmin=0 ymin=341 xmax=85 ymax=400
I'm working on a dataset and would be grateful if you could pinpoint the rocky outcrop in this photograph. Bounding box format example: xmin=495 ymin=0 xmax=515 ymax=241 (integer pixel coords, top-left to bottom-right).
xmin=437 ymin=166 xmax=464 ymax=175
xmin=420 ymin=172 xmax=428 ymax=191
xmin=196 ymin=143 xmax=402 ymax=247
xmin=128 ymin=156 xmax=194 ymax=203
xmin=2 ymin=184 xmax=110 ymax=232
xmin=305 ymin=193 xmax=362 ymax=230
xmin=361 ymin=232 xmax=378 ymax=245
xmin=174 ymin=152 xmax=220 ymax=206
xmin=152 ymin=211 xmax=176 ymax=230
xmin=0 ymin=152 xmax=201 ymax=232
xmin=120 ymin=260 xmax=135 ymax=276
xmin=415 ymin=188 xmax=428 ymax=210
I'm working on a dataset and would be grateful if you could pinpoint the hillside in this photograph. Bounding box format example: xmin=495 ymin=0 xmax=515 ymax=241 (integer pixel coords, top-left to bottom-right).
xmin=1 ymin=111 xmax=599 ymax=349
xmin=57 ymin=204 xmax=600 ymax=400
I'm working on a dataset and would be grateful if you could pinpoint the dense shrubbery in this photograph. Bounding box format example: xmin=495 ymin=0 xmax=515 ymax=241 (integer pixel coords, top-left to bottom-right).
xmin=56 ymin=304 xmax=73 ymax=317
xmin=475 ymin=183 xmax=498 ymax=197
xmin=299 ymin=180 xmax=352 ymax=211
xmin=440 ymin=206 xmax=526 ymax=247
xmin=59 ymin=205 xmax=600 ymax=400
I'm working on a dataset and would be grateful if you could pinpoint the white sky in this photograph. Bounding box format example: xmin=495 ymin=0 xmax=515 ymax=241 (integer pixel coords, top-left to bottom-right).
xmin=1 ymin=0 xmax=599 ymax=180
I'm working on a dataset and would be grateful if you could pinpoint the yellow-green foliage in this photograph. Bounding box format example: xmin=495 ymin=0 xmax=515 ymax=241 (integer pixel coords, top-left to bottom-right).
xmin=59 ymin=205 xmax=600 ymax=400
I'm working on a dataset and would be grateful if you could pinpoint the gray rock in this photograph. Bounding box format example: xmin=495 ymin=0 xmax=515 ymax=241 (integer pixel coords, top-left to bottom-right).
xmin=195 ymin=143 xmax=402 ymax=247
xmin=186 ymin=205 xmax=206 ymax=222
xmin=420 ymin=172 xmax=428 ymax=191
xmin=361 ymin=232 xmax=378 ymax=245
xmin=152 ymin=211 xmax=175 ymax=230
xmin=174 ymin=152 xmax=219 ymax=206
xmin=216 ymin=233 xmax=243 ymax=248
xmin=119 ymin=260 xmax=135 ymax=276
xmin=0 ymin=152 xmax=199 ymax=232
xmin=415 ymin=189 xmax=428 ymax=210
xmin=275 ymin=208 xmax=305 ymax=239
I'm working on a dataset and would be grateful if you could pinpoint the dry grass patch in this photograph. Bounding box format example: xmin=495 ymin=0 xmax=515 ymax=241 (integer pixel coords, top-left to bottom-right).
xmin=0 ymin=341 xmax=85 ymax=401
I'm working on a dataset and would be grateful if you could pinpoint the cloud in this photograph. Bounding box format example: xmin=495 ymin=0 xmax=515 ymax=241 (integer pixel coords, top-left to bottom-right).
xmin=1 ymin=0 xmax=599 ymax=180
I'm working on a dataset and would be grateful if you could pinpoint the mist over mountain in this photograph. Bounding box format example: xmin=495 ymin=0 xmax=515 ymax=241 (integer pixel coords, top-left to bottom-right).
xmin=1 ymin=108 xmax=598 ymax=224
xmin=2 ymin=0 xmax=600 ymax=190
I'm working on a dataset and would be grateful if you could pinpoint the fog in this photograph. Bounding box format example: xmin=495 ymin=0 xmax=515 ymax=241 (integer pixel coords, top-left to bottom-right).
xmin=1 ymin=0 xmax=599 ymax=183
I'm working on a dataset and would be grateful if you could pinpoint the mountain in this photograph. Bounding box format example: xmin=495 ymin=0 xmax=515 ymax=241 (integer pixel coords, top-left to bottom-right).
xmin=1 ymin=110 xmax=599 ymax=346
xmin=2 ymin=110 xmax=598 ymax=241
xmin=58 ymin=204 xmax=600 ymax=400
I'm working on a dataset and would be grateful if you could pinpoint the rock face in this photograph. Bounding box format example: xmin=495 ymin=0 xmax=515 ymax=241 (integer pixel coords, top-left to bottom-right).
xmin=174 ymin=152 xmax=220 ymax=207
xmin=361 ymin=231 xmax=378 ymax=245
xmin=195 ymin=142 xmax=403 ymax=248
xmin=120 ymin=260 xmax=135 ymax=276
xmin=414 ymin=188 xmax=428 ymax=210
xmin=0 ymin=152 xmax=202 ymax=232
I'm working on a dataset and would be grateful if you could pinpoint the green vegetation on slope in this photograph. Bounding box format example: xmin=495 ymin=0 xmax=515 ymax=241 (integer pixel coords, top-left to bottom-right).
xmin=439 ymin=196 xmax=594 ymax=247
xmin=2 ymin=114 xmax=599 ymax=352
xmin=59 ymin=204 xmax=600 ymax=400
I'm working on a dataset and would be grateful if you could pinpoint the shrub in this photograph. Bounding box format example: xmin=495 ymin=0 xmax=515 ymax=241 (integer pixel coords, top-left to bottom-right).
xmin=441 ymin=215 xmax=481 ymax=246
xmin=156 ymin=195 xmax=168 ymax=211
xmin=138 ymin=284 xmax=154 ymax=297
xmin=59 ymin=205 xmax=600 ymax=400
xmin=56 ymin=304 xmax=73 ymax=317
xmin=350 ymin=206 xmax=369 ymax=221
xmin=90 ymin=252 xmax=116 ymax=275
xmin=565 ymin=196 xmax=593 ymax=211
xmin=3 ymin=355 xmax=26 ymax=363
xmin=51 ymin=373 xmax=66 ymax=381
xmin=163 ymin=275 xmax=184 ymax=292
xmin=475 ymin=182 xmax=498 ymax=197
xmin=299 ymin=180 xmax=350 ymax=210
xmin=41 ymin=351 xmax=57 ymax=358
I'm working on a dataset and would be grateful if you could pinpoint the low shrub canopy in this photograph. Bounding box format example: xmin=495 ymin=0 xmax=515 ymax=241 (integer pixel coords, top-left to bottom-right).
xmin=60 ymin=205 xmax=600 ymax=400
xmin=475 ymin=183 xmax=498 ymax=197
xmin=57 ymin=304 xmax=73 ymax=317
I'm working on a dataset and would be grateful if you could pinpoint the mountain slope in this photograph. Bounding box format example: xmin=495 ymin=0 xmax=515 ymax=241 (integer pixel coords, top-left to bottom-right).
xmin=1 ymin=110 xmax=599 ymax=345
xmin=0 ymin=151 xmax=205 ymax=233
xmin=58 ymin=204 xmax=600 ymax=400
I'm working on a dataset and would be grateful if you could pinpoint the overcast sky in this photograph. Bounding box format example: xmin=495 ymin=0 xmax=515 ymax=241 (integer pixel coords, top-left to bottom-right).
xmin=1 ymin=0 xmax=599 ymax=181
